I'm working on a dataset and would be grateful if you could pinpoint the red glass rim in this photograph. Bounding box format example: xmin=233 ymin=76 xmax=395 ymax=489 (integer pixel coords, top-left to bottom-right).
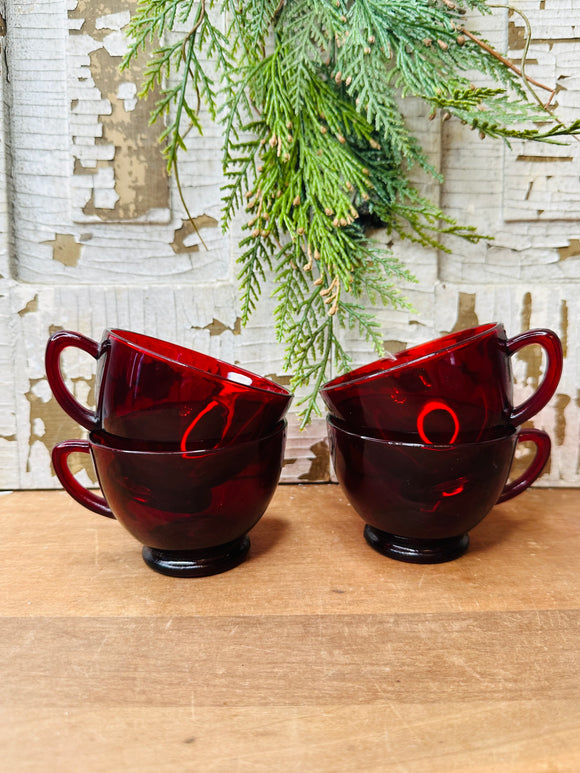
xmin=322 ymin=323 xmax=501 ymax=393
xmin=89 ymin=419 xmax=287 ymax=457
xmin=326 ymin=415 xmax=517 ymax=450
xmin=106 ymin=329 xmax=291 ymax=397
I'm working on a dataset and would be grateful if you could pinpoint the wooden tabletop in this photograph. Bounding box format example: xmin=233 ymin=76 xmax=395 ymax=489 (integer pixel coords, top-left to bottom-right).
xmin=0 ymin=485 xmax=579 ymax=771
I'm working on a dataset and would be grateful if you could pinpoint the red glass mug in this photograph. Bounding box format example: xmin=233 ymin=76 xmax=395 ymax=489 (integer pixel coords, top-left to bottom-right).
xmin=52 ymin=422 xmax=287 ymax=576
xmin=321 ymin=323 xmax=562 ymax=444
xmin=328 ymin=416 xmax=551 ymax=563
xmin=46 ymin=329 xmax=292 ymax=447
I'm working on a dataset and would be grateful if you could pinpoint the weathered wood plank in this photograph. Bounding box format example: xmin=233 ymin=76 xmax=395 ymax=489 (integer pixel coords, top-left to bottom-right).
xmin=0 ymin=486 xmax=579 ymax=771
xmin=1 ymin=487 xmax=578 ymax=617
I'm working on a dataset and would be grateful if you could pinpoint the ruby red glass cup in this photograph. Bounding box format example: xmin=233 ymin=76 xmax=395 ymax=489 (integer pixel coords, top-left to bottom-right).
xmin=321 ymin=324 xmax=562 ymax=444
xmin=52 ymin=421 xmax=287 ymax=577
xmin=46 ymin=329 xmax=292 ymax=447
xmin=327 ymin=416 xmax=551 ymax=563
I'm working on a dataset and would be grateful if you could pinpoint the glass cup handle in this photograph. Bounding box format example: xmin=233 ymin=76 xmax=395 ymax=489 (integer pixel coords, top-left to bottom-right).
xmin=506 ymin=328 xmax=563 ymax=426
xmin=52 ymin=440 xmax=114 ymax=518
xmin=497 ymin=428 xmax=551 ymax=503
xmin=45 ymin=330 xmax=100 ymax=431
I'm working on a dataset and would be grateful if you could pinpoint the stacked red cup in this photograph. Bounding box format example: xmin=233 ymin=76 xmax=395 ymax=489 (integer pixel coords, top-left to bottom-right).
xmin=46 ymin=329 xmax=292 ymax=576
xmin=321 ymin=323 xmax=562 ymax=563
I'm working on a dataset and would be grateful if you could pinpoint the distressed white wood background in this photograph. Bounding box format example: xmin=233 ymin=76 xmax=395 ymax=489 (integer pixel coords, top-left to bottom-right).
xmin=0 ymin=0 xmax=579 ymax=489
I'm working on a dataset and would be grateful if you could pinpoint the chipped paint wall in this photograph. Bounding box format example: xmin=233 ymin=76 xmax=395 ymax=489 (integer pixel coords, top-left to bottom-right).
xmin=68 ymin=1 xmax=169 ymax=223
xmin=0 ymin=0 xmax=579 ymax=489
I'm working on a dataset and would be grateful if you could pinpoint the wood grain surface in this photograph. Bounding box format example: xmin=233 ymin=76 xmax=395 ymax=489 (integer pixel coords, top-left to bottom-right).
xmin=0 ymin=486 xmax=579 ymax=771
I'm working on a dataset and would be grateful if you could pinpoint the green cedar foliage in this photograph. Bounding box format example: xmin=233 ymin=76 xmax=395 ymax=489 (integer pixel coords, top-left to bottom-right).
xmin=123 ymin=0 xmax=580 ymax=425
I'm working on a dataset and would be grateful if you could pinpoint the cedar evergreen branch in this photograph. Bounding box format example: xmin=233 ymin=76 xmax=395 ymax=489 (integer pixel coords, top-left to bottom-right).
xmin=123 ymin=0 xmax=580 ymax=425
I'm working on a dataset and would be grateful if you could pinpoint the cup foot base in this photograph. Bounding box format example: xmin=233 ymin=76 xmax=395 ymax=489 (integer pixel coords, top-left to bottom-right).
xmin=142 ymin=536 xmax=251 ymax=577
xmin=364 ymin=525 xmax=469 ymax=564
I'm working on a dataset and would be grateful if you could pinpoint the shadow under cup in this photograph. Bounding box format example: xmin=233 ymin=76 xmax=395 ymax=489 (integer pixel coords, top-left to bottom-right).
xmin=52 ymin=422 xmax=287 ymax=577
xmin=327 ymin=418 xmax=551 ymax=563
xmin=45 ymin=329 xmax=293 ymax=447
xmin=321 ymin=323 xmax=563 ymax=444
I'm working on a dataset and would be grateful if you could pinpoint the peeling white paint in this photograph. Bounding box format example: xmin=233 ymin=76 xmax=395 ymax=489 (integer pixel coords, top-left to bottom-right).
xmin=68 ymin=34 xmax=103 ymax=58
xmin=27 ymin=441 xmax=53 ymax=480
xmin=30 ymin=381 xmax=53 ymax=403
xmin=74 ymin=467 xmax=97 ymax=489
xmin=92 ymin=166 xmax=116 ymax=196
xmin=102 ymin=30 xmax=129 ymax=58
xmin=117 ymin=82 xmax=138 ymax=111
xmin=32 ymin=418 xmax=46 ymax=438
xmin=95 ymin=11 xmax=131 ymax=30
xmin=182 ymin=232 xmax=202 ymax=249
xmin=93 ymin=186 xmax=120 ymax=210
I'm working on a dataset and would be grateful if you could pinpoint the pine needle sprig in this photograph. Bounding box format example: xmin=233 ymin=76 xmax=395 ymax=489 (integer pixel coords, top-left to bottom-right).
xmin=236 ymin=232 xmax=275 ymax=324
xmin=123 ymin=0 xmax=197 ymax=56
xmin=430 ymin=88 xmax=580 ymax=142
xmin=277 ymin=0 xmax=349 ymax=110
xmin=221 ymin=123 xmax=267 ymax=226
xmin=123 ymin=0 xmax=235 ymax=171
xmin=355 ymin=149 xmax=485 ymax=249
xmin=223 ymin=0 xmax=286 ymax=59
xmin=272 ymin=256 xmax=368 ymax=426
xmin=124 ymin=0 xmax=580 ymax=424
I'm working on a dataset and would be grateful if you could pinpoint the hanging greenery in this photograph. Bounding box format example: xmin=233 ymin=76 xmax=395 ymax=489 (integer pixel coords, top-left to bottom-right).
xmin=123 ymin=0 xmax=580 ymax=424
